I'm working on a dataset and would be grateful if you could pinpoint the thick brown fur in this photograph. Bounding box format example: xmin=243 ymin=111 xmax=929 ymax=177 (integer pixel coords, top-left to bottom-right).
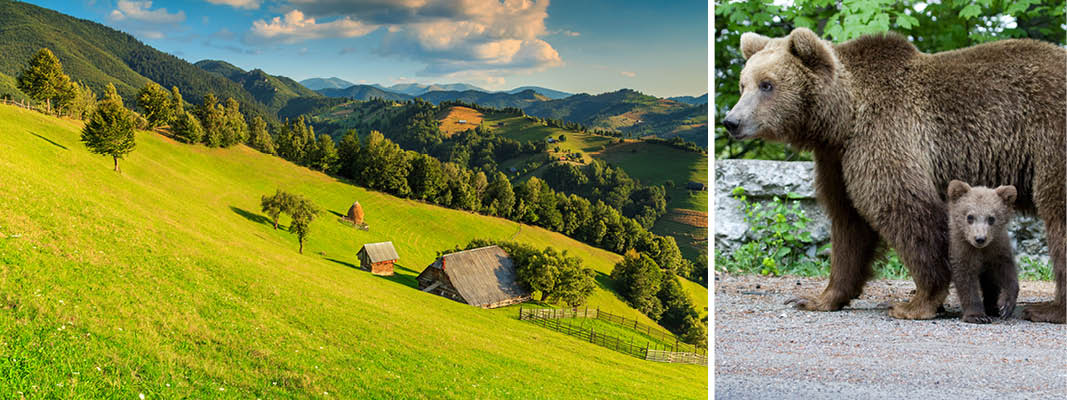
xmin=947 ymin=180 xmax=1019 ymax=323
xmin=726 ymin=28 xmax=1066 ymax=322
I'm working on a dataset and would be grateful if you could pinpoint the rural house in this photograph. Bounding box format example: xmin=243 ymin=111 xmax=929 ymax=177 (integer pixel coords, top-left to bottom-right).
xmin=357 ymin=242 xmax=399 ymax=275
xmin=416 ymin=245 xmax=531 ymax=308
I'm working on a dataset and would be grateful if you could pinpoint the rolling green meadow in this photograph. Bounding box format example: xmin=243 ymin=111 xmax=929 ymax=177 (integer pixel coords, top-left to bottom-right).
xmin=0 ymin=104 xmax=707 ymax=398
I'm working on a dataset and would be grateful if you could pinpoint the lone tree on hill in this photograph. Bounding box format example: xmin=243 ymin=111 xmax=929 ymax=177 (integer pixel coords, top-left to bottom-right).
xmin=17 ymin=48 xmax=72 ymax=114
xmin=81 ymin=83 xmax=135 ymax=172
xmin=287 ymin=196 xmax=319 ymax=254
xmin=260 ymin=189 xmax=295 ymax=230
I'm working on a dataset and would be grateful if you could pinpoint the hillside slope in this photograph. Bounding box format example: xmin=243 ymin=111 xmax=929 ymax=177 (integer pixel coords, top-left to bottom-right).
xmin=316 ymin=84 xmax=413 ymax=102
xmin=195 ymin=59 xmax=322 ymax=112
xmin=0 ymin=104 xmax=706 ymax=398
xmin=524 ymin=89 xmax=709 ymax=145
xmin=300 ymin=77 xmax=355 ymax=91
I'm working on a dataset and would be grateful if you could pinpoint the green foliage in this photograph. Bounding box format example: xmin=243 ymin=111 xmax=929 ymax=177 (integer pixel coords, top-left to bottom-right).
xmin=874 ymin=250 xmax=910 ymax=280
xmin=247 ymin=115 xmax=275 ymax=155
xmin=714 ymin=0 xmax=1066 ymax=160
xmin=198 ymin=93 xmax=224 ymax=147
xmin=80 ymin=83 xmax=135 ymax=172
xmin=612 ymin=250 xmax=665 ymax=319
xmin=222 ymin=98 xmax=248 ymax=146
xmin=16 ymin=48 xmax=69 ymax=112
xmin=717 ymin=187 xmax=828 ymax=276
xmin=171 ymin=110 xmax=204 ymax=144
xmin=260 ymin=189 xmax=296 ymax=230
xmin=57 ymin=79 xmax=95 ymax=120
xmin=287 ymin=195 xmax=319 ymax=254
xmin=1020 ymin=256 xmax=1054 ymax=281
xmin=136 ymin=82 xmax=172 ymax=128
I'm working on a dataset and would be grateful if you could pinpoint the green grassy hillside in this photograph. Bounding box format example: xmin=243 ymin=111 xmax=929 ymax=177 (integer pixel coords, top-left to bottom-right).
xmin=0 ymin=104 xmax=706 ymax=398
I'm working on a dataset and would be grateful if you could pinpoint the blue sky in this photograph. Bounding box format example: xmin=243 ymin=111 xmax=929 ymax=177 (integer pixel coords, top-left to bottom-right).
xmin=25 ymin=0 xmax=708 ymax=98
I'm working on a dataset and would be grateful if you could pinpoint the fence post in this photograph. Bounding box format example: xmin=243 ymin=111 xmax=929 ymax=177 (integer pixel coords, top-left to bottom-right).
xmin=519 ymin=304 xmax=522 ymax=320
xmin=590 ymin=325 xmax=594 ymax=343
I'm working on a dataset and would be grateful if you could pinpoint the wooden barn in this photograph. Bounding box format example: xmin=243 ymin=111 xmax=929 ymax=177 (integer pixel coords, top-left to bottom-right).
xmin=416 ymin=245 xmax=531 ymax=309
xmin=357 ymin=242 xmax=399 ymax=276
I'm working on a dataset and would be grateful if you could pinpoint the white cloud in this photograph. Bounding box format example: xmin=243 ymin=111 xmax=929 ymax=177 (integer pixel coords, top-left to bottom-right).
xmin=107 ymin=1 xmax=185 ymax=40
xmin=109 ymin=0 xmax=185 ymax=24
xmin=250 ymin=0 xmax=563 ymax=76
xmin=205 ymin=0 xmax=261 ymax=10
xmin=247 ymin=10 xmax=378 ymax=44
xmin=620 ymin=71 xmax=636 ymax=78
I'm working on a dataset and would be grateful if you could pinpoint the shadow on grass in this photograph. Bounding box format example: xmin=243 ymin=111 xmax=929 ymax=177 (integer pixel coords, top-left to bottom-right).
xmin=230 ymin=206 xmax=283 ymax=230
xmin=328 ymin=210 xmax=345 ymax=219
xmin=594 ymin=271 xmax=628 ymax=303
xmin=28 ymin=131 xmax=68 ymax=150
xmin=323 ymin=258 xmax=420 ymax=289
xmin=381 ymin=263 xmax=420 ymax=288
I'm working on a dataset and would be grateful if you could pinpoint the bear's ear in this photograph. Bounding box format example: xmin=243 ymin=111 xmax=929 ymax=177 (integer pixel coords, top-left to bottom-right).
xmin=947 ymin=180 xmax=971 ymax=203
xmin=788 ymin=28 xmax=835 ymax=76
xmin=741 ymin=32 xmax=771 ymax=60
xmin=994 ymin=185 xmax=1017 ymax=206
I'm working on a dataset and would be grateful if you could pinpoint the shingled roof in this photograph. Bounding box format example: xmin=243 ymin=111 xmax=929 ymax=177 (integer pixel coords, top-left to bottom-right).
xmin=427 ymin=245 xmax=529 ymax=308
xmin=359 ymin=241 xmax=399 ymax=263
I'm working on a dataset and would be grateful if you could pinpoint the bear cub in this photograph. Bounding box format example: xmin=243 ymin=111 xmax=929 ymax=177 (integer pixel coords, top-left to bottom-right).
xmin=947 ymin=180 xmax=1019 ymax=324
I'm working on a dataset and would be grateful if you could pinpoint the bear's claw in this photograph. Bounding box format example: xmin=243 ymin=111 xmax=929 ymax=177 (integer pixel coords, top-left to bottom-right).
xmin=784 ymin=296 xmax=842 ymax=311
xmin=962 ymin=313 xmax=993 ymax=324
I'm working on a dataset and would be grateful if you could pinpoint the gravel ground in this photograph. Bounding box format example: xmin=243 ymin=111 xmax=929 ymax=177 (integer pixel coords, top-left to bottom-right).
xmin=714 ymin=274 xmax=1067 ymax=399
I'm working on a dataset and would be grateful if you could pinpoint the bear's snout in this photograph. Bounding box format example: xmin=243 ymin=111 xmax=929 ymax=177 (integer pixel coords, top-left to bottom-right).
xmin=722 ymin=117 xmax=741 ymax=136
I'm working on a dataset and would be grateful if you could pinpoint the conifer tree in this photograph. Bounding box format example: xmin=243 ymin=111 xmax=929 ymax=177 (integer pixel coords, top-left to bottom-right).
xmin=17 ymin=48 xmax=70 ymax=113
xmin=172 ymin=110 xmax=204 ymax=144
xmin=137 ymin=82 xmax=173 ymax=129
xmin=248 ymin=115 xmax=275 ymax=155
xmin=81 ymin=83 xmax=135 ymax=172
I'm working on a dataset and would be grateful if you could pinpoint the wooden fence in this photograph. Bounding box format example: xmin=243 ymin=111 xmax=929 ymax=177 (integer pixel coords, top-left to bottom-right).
xmin=518 ymin=306 xmax=707 ymax=365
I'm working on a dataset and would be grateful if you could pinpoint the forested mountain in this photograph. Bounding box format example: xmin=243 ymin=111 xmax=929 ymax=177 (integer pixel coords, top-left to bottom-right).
xmin=0 ymin=0 xmax=311 ymax=121
xmin=668 ymin=94 xmax=708 ymax=105
xmin=524 ymin=89 xmax=708 ymax=144
xmin=316 ymin=84 xmax=414 ymax=101
xmin=507 ymin=86 xmax=571 ymax=99
xmin=375 ymin=82 xmax=488 ymax=95
xmin=416 ymin=89 xmax=549 ymax=108
xmin=194 ymin=59 xmax=321 ymax=113
xmin=299 ymin=77 xmax=355 ymax=90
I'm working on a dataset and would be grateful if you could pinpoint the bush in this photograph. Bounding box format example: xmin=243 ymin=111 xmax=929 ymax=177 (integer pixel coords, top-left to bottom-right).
xmin=716 ymin=187 xmax=828 ymax=276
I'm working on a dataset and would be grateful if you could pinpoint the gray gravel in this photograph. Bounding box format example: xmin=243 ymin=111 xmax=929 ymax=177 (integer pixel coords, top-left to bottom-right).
xmin=714 ymin=274 xmax=1067 ymax=399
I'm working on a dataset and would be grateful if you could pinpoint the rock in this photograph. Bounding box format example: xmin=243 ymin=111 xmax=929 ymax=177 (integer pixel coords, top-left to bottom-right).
xmin=714 ymin=159 xmax=1049 ymax=265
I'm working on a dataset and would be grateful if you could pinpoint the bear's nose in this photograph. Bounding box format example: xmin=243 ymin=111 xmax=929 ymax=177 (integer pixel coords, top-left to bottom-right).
xmin=722 ymin=117 xmax=740 ymax=134
xmin=975 ymin=236 xmax=986 ymax=245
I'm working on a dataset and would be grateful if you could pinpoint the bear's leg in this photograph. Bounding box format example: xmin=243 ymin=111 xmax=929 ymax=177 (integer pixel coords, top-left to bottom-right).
xmin=786 ymin=151 xmax=879 ymax=311
xmin=1022 ymin=211 xmax=1066 ymax=324
xmin=995 ymin=259 xmax=1019 ymax=319
xmin=979 ymin=270 xmax=1002 ymax=317
xmin=876 ymin=197 xmax=951 ymax=320
xmin=955 ymin=266 xmax=991 ymax=324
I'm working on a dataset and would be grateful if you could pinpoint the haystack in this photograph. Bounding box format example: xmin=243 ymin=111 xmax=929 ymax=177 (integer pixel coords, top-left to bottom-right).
xmin=347 ymin=201 xmax=364 ymax=225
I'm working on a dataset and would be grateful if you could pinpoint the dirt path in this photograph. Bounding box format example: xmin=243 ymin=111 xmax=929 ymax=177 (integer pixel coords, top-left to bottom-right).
xmin=714 ymin=274 xmax=1066 ymax=399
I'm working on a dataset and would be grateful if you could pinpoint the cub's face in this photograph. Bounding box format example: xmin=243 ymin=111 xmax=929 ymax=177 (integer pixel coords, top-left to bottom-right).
xmin=722 ymin=28 xmax=837 ymax=143
xmin=947 ymin=180 xmax=1017 ymax=249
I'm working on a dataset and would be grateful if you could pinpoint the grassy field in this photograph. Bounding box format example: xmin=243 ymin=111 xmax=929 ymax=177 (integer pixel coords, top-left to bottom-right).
xmin=0 ymin=105 xmax=706 ymax=398
xmin=596 ymin=142 xmax=708 ymax=213
xmin=437 ymin=106 xmax=483 ymax=136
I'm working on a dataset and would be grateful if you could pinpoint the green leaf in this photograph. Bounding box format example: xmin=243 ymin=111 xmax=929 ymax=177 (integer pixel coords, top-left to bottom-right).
xmin=958 ymin=4 xmax=982 ymax=19
xmin=895 ymin=14 xmax=919 ymax=30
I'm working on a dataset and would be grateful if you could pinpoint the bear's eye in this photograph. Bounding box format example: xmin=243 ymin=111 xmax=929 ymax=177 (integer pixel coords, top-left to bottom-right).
xmin=966 ymin=215 xmax=974 ymax=224
xmin=759 ymin=81 xmax=774 ymax=92
xmin=987 ymin=216 xmax=995 ymax=225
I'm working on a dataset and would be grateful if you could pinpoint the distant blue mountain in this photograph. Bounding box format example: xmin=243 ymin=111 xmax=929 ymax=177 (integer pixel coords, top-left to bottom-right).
xmin=506 ymin=86 xmax=571 ymax=99
xmin=372 ymin=82 xmax=488 ymax=96
xmin=300 ymin=77 xmax=356 ymax=90
xmin=316 ymin=85 xmax=413 ymax=101
xmin=667 ymin=93 xmax=708 ymax=105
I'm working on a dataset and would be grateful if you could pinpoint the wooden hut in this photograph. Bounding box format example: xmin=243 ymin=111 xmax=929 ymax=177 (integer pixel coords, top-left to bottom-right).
xmin=416 ymin=245 xmax=531 ymax=309
xmin=357 ymin=242 xmax=399 ymax=275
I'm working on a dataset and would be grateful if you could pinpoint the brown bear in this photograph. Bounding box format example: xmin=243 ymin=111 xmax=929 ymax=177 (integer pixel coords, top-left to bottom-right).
xmin=947 ymin=180 xmax=1019 ymax=324
xmin=722 ymin=28 xmax=1065 ymax=323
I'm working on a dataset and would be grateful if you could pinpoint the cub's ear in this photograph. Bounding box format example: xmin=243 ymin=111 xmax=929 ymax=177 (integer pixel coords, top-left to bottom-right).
xmin=741 ymin=32 xmax=771 ymax=60
xmin=788 ymin=27 xmax=835 ymax=76
xmin=994 ymin=185 xmax=1017 ymax=206
xmin=947 ymin=180 xmax=970 ymax=203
